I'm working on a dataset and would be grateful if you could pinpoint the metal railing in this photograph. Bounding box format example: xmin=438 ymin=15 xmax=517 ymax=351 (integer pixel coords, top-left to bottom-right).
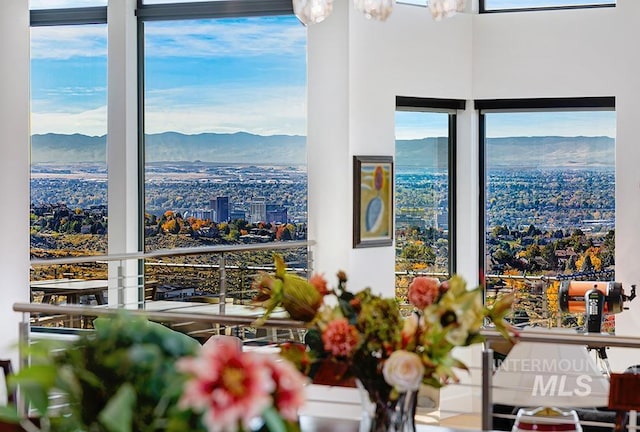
xmin=29 ymin=240 xmax=312 ymax=313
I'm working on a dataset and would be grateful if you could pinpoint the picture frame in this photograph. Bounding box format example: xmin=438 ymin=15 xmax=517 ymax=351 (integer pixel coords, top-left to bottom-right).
xmin=353 ymin=155 xmax=394 ymax=248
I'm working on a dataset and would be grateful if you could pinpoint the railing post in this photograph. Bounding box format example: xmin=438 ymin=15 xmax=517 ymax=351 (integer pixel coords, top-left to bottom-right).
xmin=219 ymin=253 xmax=226 ymax=314
xmin=17 ymin=315 xmax=30 ymax=417
xmin=482 ymin=347 xmax=494 ymax=431
xmin=307 ymin=248 xmax=313 ymax=279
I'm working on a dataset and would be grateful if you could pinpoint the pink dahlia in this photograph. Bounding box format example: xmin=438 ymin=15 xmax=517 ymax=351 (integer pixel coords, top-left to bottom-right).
xmin=321 ymin=317 xmax=360 ymax=357
xmin=177 ymin=338 xmax=275 ymax=432
xmin=408 ymin=276 xmax=441 ymax=309
xmin=265 ymin=357 xmax=307 ymax=421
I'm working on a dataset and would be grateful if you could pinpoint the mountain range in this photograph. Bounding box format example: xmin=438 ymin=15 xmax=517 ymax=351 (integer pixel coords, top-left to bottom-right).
xmin=30 ymin=132 xmax=615 ymax=168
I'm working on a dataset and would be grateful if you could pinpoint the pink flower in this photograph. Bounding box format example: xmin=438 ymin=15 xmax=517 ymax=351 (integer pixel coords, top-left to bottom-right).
xmin=176 ymin=338 xmax=275 ymax=432
xmin=408 ymin=276 xmax=441 ymax=309
xmin=266 ymin=357 xmax=307 ymax=421
xmin=322 ymin=318 xmax=360 ymax=357
xmin=309 ymin=273 xmax=330 ymax=296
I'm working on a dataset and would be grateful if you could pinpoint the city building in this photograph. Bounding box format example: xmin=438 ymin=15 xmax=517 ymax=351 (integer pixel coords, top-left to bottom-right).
xmin=249 ymin=198 xmax=267 ymax=224
xmin=230 ymin=209 xmax=246 ymax=221
xmin=212 ymin=196 xmax=229 ymax=223
xmin=266 ymin=204 xmax=288 ymax=224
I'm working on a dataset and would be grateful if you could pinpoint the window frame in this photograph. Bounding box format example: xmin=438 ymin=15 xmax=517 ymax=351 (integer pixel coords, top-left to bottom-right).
xmin=475 ymin=96 xmax=616 ymax=286
xmin=479 ymin=0 xmax=615 ymax=14
xmin=395 ymin=96 xmax=465 ymax=277
xmin=30 ymin=7 xmax=107 ymax=26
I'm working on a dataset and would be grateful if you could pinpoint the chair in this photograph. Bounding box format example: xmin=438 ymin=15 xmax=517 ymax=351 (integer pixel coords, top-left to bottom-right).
xmin=144 ymin=280 xmax=158 ymax=301
xmin=608 ymin=370 xmax=640 ymax=432
xmin=0 ymin=360 xmax=14 ymax=405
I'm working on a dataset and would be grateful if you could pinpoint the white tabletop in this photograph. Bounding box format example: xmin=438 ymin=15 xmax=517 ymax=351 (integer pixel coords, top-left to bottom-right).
xmin=143 ymin=300 xmax=288 ymax=318
xmin=31 ymin=279 xmax=108 ymax=292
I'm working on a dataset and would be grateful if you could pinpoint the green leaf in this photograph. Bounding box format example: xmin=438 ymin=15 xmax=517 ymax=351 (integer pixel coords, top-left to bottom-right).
xmin=0 ymin=405 xmax=21 ymax=423
xmin=261 ymin=406 xmax=287 ymax=432
xmin=10 ymin=364 xmax=59 ymax=415
xmin=98 ymin=383 xmax=136 ymax=432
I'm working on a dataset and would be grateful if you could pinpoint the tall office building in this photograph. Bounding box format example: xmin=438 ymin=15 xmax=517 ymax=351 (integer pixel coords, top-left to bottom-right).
xmin=250 ymin=198 xmax=267 ymax=224
xmin=215 ymin=197 xmax=229 ymax=223
xmin=209 ymin=196 xmax=230 ymax=223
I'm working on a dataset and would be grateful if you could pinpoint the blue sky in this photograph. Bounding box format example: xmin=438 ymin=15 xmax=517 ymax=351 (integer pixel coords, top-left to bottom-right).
xmin=484 ymin=0 xmax=613 ymax=9
xmin=30 ymin=15 xmax=306 ymax=136
xmin=30 ymin=1 xmax=615 ymax=139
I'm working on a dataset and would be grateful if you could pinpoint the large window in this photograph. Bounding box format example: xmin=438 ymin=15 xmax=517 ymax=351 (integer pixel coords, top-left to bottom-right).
xmin=30 ymin=11 xmax=108 ymax=262
xmin=395 ymin=97 xmax=462 ymax=303
xmin=478 ymin=98 xmax=616 ymax=330
xmin=480 ymin=0 xmax=615 ymax=12
xmin=140 ymin=4 xmax=307 ymax=300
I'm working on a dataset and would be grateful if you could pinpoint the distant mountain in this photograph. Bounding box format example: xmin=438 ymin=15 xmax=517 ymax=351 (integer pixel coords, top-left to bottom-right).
xmin=31 ymin=133 xmax=106 ymax=164
xmin=30 ymin=132 xmax=615 ymax=168
xmin=145 ymin=132 xmax=306 ymax=164
xmin=486 ymin=136 xmax=614 ymax=168
xmin=395 ymin=137 xmax=449 ymax=169
xmin=31 ymin=132 xmax=307 ymax=165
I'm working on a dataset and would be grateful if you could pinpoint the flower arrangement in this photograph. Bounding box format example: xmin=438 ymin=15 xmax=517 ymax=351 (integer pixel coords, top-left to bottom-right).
xmin=252 ymin=254 xmax=517 ymax=431
xmin=0 ymin=313 xmax=308 ymax=432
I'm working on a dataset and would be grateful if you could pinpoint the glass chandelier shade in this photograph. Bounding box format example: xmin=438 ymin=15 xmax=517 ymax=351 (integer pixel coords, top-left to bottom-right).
xmin=353 ymin=0 xmax=395 ymax=21
xmin=428 ymin=0 xmax=465 ymax=21
xmin=293 ymin=0 xmax=465 ymax=25
xmin=292 ymin=0 xmax=334 ymax=25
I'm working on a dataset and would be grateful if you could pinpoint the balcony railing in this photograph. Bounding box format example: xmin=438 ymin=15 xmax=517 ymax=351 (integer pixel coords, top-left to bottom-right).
xmin=29 ymin=240 xmax=311 ymax=316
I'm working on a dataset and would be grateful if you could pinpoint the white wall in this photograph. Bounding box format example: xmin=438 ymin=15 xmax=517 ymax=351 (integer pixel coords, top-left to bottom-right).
xmin=0 ymin=0 xmax=31 ymax=363
xmin=308 ymin=2 xmax=473 ymax=295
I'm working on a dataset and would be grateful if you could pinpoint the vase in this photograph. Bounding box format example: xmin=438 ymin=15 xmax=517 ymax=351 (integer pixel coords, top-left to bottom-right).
xmin=356 ymin=379 xmax=417 ymax=432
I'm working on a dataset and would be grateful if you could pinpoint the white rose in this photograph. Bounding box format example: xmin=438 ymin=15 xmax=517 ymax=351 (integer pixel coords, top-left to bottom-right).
xmin=382 ymin=350 xmax=425 ymax=392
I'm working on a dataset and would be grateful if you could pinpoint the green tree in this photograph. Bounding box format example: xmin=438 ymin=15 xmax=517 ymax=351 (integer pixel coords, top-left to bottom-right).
xmin=401 ymin=242 xmax=436 ymax=266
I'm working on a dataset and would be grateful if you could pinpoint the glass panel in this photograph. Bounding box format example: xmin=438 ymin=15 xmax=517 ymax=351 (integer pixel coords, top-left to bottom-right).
xmin=395 ymin=111 xmax=450 ymax=305
xmin=30 ymin=24 xmax=108 ymax=264
xmin=483 ymin=0 xmax=614 ymax=11
xmin=30 ymin=0 xmax=107 ymax=9
xmin=396 ymin=0 xmax=427 ymax=6
xmin=143 ymin=16 xmax=307 ymax=302
xmin=143 ymin=0 xmax=225 ymax=4
xmin=483 ymin=110 xmax=616 ymax=331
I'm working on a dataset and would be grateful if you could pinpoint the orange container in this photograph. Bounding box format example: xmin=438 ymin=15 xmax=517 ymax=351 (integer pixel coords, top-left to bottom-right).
xmin=558 ymin=281 xmax=624 ymax=314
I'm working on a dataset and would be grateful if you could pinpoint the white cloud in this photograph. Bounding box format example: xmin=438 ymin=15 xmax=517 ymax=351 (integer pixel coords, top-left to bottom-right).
xmin=31 ymin=25 xmax=107 ymax=59
xmin=144 ymin=18 xmax=306 ymax=58
xmin=29 ymin=17 xmax=304 ymax=60
xmin=29 ymin=0 xmax=105 ymax=9
xmin=31 ymin=84 xmax=306 ymax=136
xmin=144 ymin=84 xmax=306 ymax=136
xmin=31 ymin=105 xmax=107 ymax=136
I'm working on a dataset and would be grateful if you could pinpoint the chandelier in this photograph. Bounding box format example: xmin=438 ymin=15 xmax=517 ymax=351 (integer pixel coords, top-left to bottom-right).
xmin=292 ymin=0 xmax=465 ymax=25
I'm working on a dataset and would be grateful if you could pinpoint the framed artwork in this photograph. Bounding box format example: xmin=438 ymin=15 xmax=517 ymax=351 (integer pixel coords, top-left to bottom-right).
xmin=353 ymin=155 xmax=394 ymax=248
